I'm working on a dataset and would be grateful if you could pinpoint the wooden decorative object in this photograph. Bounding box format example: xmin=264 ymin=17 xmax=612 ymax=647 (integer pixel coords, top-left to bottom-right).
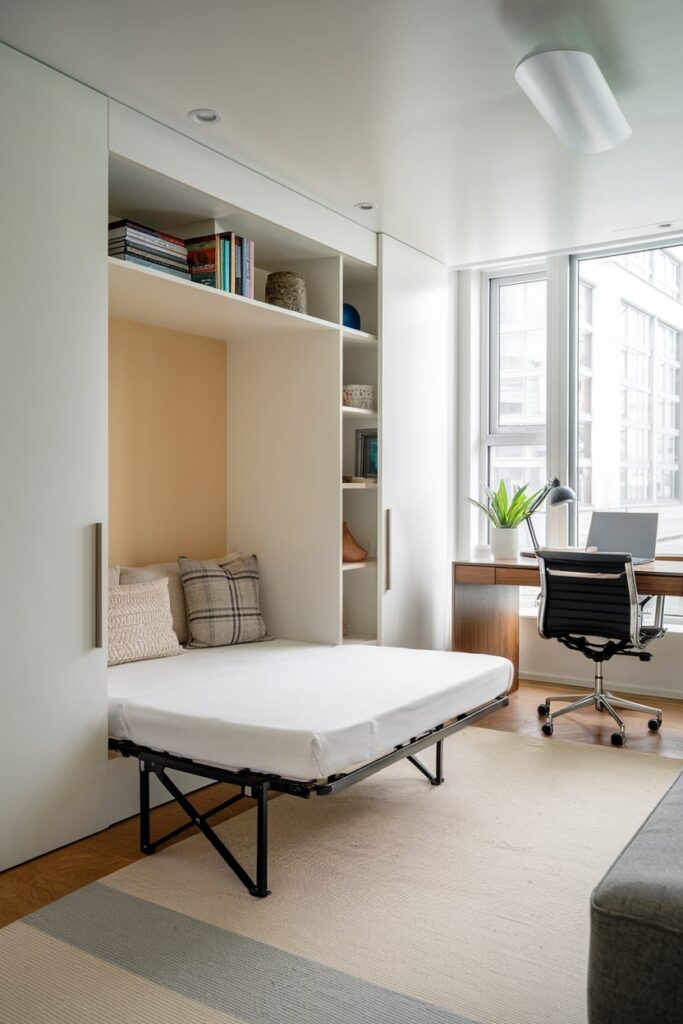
xmin=343 ymin=521 xmax=368 ymax=563
xmin=265 ymin=271 xmax=307 ymax=313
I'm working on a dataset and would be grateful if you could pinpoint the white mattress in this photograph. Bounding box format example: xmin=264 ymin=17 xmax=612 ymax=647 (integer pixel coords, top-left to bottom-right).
xmin=108 ymin=641 xmax=513 ymax=781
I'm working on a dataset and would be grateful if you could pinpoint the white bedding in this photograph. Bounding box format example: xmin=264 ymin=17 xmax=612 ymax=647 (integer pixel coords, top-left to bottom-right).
xmin=108 ymin=641 xmax=513 ymax=780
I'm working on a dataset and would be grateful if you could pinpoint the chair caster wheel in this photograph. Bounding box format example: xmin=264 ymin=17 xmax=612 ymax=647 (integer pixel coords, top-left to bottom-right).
xmin=611 ymin=732 xmax=625 ymax=747
xmin=648 ymin=719 xmax=661 ymax=732
xmin=596 ymin=704 xmax=605 ymax=712
xmin=541 ymin=722 xmax=553 ymax=736
xmin=537 ymin=704 xmax=549 ymax=717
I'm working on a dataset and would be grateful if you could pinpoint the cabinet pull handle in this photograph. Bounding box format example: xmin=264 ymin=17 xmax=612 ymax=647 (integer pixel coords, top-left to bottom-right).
xmin=385 ymin=508 xmax=392 ymax=592
xmin=94 ymin=523 xmax=103 ymax=649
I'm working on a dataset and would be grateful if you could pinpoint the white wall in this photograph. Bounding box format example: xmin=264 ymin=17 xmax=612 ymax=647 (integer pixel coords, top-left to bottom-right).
xmin=520 ymin=615 xmax=683 ymax=700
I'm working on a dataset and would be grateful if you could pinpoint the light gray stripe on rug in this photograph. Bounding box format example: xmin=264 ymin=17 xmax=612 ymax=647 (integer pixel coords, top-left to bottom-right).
xmin=26 ymin=883 xmax=477 ymax=1024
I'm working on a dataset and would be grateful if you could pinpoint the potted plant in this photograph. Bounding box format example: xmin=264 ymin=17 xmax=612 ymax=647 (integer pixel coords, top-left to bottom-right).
xmin=467 ymin=480 xmax=543 ymax=559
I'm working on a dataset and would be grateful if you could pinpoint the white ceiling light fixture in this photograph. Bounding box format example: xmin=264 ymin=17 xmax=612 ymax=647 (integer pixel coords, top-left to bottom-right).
xmin=514 ymin=50 xmax=632 ymax=154
xmin=187 ymin=108 xmax=222 ymax=125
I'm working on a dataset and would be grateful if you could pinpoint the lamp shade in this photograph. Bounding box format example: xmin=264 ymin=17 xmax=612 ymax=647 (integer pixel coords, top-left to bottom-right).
xmin=548 ymin=484 xmax=577 ymax=506
xmin=514 ymin=50 xmax=632 ymax=153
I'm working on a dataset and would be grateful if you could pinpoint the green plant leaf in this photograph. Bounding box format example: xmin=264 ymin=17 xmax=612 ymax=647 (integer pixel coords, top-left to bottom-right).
xmin=468 ymin=478 xmax=547 ymax=529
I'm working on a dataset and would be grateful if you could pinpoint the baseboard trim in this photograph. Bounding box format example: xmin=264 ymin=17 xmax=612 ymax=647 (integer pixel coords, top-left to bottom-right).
xmin=520 ymin=670 xmax=683 ymax=702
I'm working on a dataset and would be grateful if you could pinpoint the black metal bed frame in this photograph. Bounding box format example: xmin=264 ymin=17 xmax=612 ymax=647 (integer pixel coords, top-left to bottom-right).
xmin=109 ymin=692 xmax=508 ymax=898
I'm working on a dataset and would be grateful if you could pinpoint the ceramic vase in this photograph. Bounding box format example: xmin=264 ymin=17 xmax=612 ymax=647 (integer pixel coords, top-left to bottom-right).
xmin=265 ymin=271 xmax=307 ymax=314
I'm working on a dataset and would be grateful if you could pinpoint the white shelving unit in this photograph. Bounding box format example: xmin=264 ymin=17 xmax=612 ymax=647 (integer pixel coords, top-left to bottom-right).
xmin=341 ymin=258 xmax=380 ymax=644
xmin=108 ymin=257 xmax=340 ymax=340
xmin=108 ymin=162 xmax=380 ymax=648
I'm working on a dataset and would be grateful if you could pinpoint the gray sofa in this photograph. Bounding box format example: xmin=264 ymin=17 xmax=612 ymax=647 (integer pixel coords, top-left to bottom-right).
xmin=588 ymin=769 xmax=683 ymax=1023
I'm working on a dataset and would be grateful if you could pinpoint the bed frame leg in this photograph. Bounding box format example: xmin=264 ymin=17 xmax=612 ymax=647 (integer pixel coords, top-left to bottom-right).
xmin=434 ymin=739 xmax=444 ymax=786
xmin=251 ymin=782 xmax=271 ymax=898
xmin=407 ymin=739 xmax=445 ymax=786
xmin=139 ymin=760 xmax=152 ymax=854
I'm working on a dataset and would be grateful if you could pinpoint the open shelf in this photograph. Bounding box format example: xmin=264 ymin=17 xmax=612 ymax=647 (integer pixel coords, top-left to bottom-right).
xmin=108 ymin=257 xmax=340 ymax=341
xmin=343 ymin=327 xmax=377 ymax=348
xmin=342 ymin=559 xmax=378 ymax=572
xmin=342 ymin=405 xmax=377 ymax=419
xmin=342 ymin=481 xmax=378 ymax=490
xmin=342 ymin=632 xmax=377 ymax=645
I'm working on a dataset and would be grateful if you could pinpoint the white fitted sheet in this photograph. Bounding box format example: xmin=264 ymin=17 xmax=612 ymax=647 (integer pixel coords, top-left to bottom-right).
xmin=108 ymin=641 xmax=513 ymax=781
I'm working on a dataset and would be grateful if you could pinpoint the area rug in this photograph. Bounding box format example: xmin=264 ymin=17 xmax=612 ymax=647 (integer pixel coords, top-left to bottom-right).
xmin=1 ymin=728 xmax=680 ymax=1024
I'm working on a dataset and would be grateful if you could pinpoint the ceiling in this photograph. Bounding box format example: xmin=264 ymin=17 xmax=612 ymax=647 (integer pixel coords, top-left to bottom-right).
xmin=3 ymin=0 xmax=683 ymax=266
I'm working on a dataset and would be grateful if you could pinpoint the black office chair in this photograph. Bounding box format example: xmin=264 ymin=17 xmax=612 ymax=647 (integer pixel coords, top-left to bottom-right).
xmin=536 ymin=550 xmax=665 ymax=746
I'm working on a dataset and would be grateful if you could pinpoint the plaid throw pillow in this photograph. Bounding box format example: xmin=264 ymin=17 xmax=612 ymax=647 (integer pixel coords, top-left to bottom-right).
xmin=177 ymin=555 xmax=269 ymax=648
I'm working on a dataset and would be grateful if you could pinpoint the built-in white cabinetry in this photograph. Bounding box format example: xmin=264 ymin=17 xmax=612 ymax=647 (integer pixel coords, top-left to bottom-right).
xmin=0 ymin=49 xmax=449 ymax=868
xmin=378 ymin=235 xmax=450 ymax=650
xmin=0 ymin=44 xmax=109 ymax=870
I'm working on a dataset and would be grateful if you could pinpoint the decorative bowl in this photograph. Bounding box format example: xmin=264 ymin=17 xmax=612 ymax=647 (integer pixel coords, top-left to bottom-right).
xmin=343 ymin=384 xmax=375 ymax=410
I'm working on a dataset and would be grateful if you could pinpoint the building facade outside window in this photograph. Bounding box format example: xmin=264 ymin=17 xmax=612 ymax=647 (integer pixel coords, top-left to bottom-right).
xmin=479 ymin=244 xmax=682 ymax=619
xmin=576 ymin=246 xmax=683 ymax=554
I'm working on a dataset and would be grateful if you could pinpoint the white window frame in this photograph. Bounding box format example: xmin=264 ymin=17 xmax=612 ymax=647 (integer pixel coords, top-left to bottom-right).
xmin=480 ymin=267 xmax=547 ymax=545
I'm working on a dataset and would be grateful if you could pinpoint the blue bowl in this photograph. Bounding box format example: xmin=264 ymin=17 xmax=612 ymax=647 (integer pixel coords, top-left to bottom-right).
xmin=342 ymin=303 xmax=361 ymax=331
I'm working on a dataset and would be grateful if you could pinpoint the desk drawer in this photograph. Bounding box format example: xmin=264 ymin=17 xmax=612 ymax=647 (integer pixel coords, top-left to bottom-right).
xmin=454 ymin=565 xmax=496 ymax=584
xmin=636 ymin=574 xmax=683 ymax=596
xmin=496 ymin=567 xmax=540 ymax=586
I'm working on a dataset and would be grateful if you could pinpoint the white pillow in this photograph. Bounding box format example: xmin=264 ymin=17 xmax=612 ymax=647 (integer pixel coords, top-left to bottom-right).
xmin=108 ymin=577 xmax=183 ymax=667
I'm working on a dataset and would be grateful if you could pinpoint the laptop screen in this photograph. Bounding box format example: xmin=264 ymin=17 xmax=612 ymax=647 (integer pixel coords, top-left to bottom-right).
xmin=586 ymin=511 xmax=658 ymax=561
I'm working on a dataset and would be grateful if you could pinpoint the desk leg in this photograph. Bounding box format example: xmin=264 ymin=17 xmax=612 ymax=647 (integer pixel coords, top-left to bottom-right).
xmin=452 ymin=582 xmax=519 ymax=692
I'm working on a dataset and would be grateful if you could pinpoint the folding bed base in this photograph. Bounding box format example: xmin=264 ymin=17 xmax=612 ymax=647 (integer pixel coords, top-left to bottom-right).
xmin=110 ymin=693 xmax=508 ymax=898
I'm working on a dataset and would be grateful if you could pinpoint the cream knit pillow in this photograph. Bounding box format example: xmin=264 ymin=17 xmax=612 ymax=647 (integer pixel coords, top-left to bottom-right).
xmin=108 ymin=578 xmax=183 ymax=667
xmin=119 ymin=553 xmax=240 ymax=644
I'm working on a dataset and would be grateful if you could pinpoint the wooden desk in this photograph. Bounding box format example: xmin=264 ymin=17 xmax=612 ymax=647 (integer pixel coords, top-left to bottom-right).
xmin=452 ymin=556 xmax=683 ymax=692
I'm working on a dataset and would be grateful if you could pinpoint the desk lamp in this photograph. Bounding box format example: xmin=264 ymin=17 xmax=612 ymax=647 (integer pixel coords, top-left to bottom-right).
xmin=525 ymin=477 xmax=577 ymax=553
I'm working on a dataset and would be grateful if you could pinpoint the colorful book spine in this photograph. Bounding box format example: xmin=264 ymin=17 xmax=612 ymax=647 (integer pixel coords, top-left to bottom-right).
xmin=108 ymin=241 xmax=189 ymax=270
xmin=114 ymin=254 xmax=191 ymax=280
xmin=185 ymin=235 xmax=217 ymax=288
xmin=108 ymin=219 xmax=186 ymax=248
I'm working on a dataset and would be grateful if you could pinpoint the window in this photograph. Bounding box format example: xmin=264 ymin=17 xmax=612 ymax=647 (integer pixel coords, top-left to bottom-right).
xmin=486 ymin=273 xmax=547 ymax=543
xmin=471 ymin=246 xmax=683 ymax=622
xmin=575 ymin=244 xmax=683 ymax=620
xmin=615 ymin=248 xmax=681 ymax=299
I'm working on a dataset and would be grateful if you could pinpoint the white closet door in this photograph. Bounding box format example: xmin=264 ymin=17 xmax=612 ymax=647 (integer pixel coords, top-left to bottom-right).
xmin=379 ymin=235 xmax=449 ymax=650
xmin=0 ymin=45 xmax=108 ymax=869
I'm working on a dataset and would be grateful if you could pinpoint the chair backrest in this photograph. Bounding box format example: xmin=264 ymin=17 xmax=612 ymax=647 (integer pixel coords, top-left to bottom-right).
xmin=537 ymin=550 xmax=638 ymax=643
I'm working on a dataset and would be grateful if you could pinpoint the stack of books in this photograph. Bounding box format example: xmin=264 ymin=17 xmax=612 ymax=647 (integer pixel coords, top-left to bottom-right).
xmin=186 ymin=231 xmax=254 ymax=296
xmin=108 ymin=220 xmax=190 ymax=280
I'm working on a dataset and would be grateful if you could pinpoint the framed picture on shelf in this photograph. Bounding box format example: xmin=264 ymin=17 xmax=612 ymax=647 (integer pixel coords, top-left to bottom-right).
xmin=355 ymin=429 xmax=378 ymax=479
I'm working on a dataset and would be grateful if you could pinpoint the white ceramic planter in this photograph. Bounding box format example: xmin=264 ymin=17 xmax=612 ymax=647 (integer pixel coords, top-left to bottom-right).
xmin=490 ymin=526 xmax=519 ymax=560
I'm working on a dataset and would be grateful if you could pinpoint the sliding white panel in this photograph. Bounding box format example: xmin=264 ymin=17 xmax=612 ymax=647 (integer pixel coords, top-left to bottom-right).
xmin=0 ymin=45 xmax=108 ymax=868
xmin=379 ymin=235 xmax=450 ymax=650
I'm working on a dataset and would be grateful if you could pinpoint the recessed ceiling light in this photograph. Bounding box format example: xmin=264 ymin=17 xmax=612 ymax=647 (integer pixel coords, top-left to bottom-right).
xmin=188 ymin=108 xmax=222 ymax=125
xmin=354 ymin=201 xmax=378 ymax=212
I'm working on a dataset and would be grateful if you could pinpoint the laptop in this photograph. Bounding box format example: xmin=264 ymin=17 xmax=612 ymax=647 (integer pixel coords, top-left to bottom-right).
xmin=585 ymin=511 xmax=658 ymax=565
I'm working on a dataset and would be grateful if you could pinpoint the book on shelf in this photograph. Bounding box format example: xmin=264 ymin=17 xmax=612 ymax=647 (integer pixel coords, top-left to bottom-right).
xmin=185 ymin=234 xmax=217 ymax=287
xmin=108 ymin=219 xmax=190 ymax=278
xmin=108 ymin=241 xmax=189 ymax=271
xmin=185 ymin=231 xmax=254 ymax=296
xmin=111 ymin=253 xmax=191 ymax=280
xmin=108 ymin=219 xmax=255 ymax=295
xmin=108 ymin=222 xmax=187 ymax=256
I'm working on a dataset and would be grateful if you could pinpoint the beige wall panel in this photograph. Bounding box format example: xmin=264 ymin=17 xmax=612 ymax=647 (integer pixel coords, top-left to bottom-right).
xmin=109 ymin=318 xmax=227 ymax=566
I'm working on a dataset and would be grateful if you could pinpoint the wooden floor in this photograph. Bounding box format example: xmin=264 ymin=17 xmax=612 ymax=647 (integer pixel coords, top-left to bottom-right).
xmin=2 ymin=678 xmax=682 ymax=929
